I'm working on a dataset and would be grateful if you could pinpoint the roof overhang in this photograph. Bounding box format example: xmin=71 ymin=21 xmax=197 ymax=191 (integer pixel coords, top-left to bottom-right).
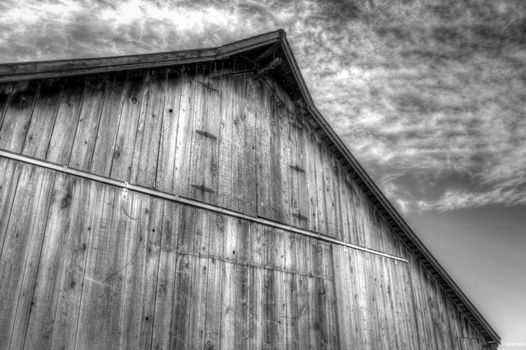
xmin=0 ymin=29 xmax=500 ymax=344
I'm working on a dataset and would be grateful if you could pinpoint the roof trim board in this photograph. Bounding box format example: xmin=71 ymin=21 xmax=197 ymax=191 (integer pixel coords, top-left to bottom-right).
xmin=0 ymin=31 xmax=281 ymax=83
xmin=0 ymin=29 xmax=500 ymax=344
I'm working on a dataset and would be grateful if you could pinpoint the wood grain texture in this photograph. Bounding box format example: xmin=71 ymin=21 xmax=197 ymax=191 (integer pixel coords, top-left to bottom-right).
xmin=46 ymin=76 xmax=85 ymax=164
xmin=21 ymin=79 xmax=63 ymax=159
xmin=69 ymin=74 xmax=109 ymax=170
xmin=23 ymin=174 xmax=74 ymax=349
xmin=0 ymin=82 xmax=14 ymax=125
xmin=90 ymin=72 xmax=128 ymax=177
xmin=0 ymin=80 xmax=40 ymax=153
xmin=0 ymin=159 xmax=493 ymax=350
xmin=50 ymin=178 xmax=98 ymax=350
xmin=0 ymin=68 xmax=406 ymax=257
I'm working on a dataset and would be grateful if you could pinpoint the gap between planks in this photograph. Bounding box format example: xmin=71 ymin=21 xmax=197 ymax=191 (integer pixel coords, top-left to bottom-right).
xmin=0 ymin=149 xmax=408 ymax=263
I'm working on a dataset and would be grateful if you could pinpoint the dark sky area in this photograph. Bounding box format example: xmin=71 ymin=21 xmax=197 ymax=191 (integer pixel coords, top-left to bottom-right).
xmin=1 ymin=0 xmax=525 ymax=347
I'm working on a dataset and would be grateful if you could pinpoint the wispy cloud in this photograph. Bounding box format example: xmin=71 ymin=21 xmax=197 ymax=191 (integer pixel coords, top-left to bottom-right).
xmin=1 ymin=0 xmax=525 ymax=212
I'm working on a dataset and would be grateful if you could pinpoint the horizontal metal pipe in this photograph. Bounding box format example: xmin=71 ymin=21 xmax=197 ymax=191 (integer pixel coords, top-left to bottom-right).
xmin=0 ymin=149 xmax=408 ymax=263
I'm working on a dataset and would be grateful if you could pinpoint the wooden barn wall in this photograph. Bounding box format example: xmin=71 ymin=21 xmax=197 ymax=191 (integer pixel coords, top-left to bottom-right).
xmin=0 ymin=63 xmax=493 ymax=349
xmin=0 ymin=158 xmax=338 ymax=350
xmin=0 ymin=64 xmax=405 ymax=256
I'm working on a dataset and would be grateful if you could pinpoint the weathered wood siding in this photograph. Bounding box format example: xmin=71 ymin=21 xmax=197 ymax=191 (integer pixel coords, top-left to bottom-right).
xmin=0 ymin=65 xmax=404 ymax=255
xmin=0 ymin=63 xmax=492 ymax=349
xmin=0 ymin=158 xmax=338 ymax=350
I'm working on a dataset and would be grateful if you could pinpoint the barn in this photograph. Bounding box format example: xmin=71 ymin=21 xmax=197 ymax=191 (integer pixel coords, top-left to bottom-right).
xmin=0 ymin=30 xmax=500 ymax=349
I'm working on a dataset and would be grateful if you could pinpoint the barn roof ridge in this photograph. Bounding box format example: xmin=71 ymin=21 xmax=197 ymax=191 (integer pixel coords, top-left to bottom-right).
xmin=0 ymin=29 xmax=500 ymax=344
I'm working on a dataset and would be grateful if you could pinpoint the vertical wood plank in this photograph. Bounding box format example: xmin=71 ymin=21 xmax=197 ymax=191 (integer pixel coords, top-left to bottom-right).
xmin=314 ymin=136 xmax=328 ymax=236
xmin=356 ymin=249 xmax=371 ymax=348
xmin=381 ymin=257 xmax=399 ymax=349
xmin=241 ymin=71 xmax=257 ymax=216
xmin=139 ymin=198 xmax=163 ymax=348
xmin=23 ymin=174 xmax=75 ymax=349
xmin=133 ymin=68 xmax=166 ymax=188
xmin=74 ymin=186 xmax=118 ymax=349
xmin=323 ymin=242 xmax=338 ymax=350
xmin=110 ymin=71 xmax=150 ymax=182
xmin=291 ymin=119 xmax=309 ymax=230
xmin=391 ymin=259 xmax=408 ymax=350
xmin=226 ymin=62 xmax=251 ymax=213
xmin=183 ymin=65 xmax=205 ymax=202
xmin=234 ymin=220 xmax=250 ymax=350
xmin=307 ymin=240 xmax=321 ymax=349
xmin=275 ymin=230 xmax=288 ymax=350
xmin=315 ymin=242 xmax=331 ymax=349
xmin=284 ymin=231 xmax=298 ymax=350
xmin=0 ymin=167 xmax=54 ymax=349
xmin=49 ymin=178 xmax=98 ymax=350
xmin=322 ymin=146 xmax=339 ymax=238
xmin=0 ymin=80 xmax=40 ymax=153
xmin=156 ymin=68 xmax=183 ymax=193
xmin=401 ymin=253 xmax=422 ymax=350
xmin=296 ymin=235 xmax=311 ymax=350
xmin=0 ymin=159 xmax=21 ymax=260
xmin=331 ymin=246 xmax=351 ymax=349
xmin=185 ymin=209 xmax=210 ymax=350
xmin=261 ymin=226 xmax=276 ymax=350
xmin=119 ymin=195 xmax=161 ymax=350
xmin=217 ymin=65 xmax=234 ymax=211
xmin=220 ymin=216 xmax=237 ymax=350
xmin=351 ymin=182 xmax=368 ymax=247
xmin=21 ymin=79 xmax=63 ymax=159
xmin=202 ymin=211 xmax=225 ymax=350
xmin=90 ymin=72 xmax=128 ymax=177
xmin=248 ymin=221 xmax=266 ymax=350
xmin=330 ymin=157 xmax=343 ymax=240
xmin=46 ymin=76 xmax=85 ymax=164
xmin=102 ymin=192 xmax=145 ymax=350
xmin=151 ymin=201 xmax=180 ymax=350
xmin=172 ymin=67 xmax=196 ymax=198
xmin=0 ymin=83 xmax=14 ymax=126
xmin=276 ymin=90 xmax=292 ymax=226
xmin=303 ymin=125 xmax=319 ymax=232
xmin=188 ymin=65 xmax=219 ymax=205
xmin=254 ymin=74 xmax=273 ymax=220
xmin=228 ymin=64 xmax=244 ymax=212
xmin=169 ymin=208 xmax=190 ymax=349
xmin=338 ymin=166 xmax=352 ymax=244
xmin=69 ymin=74 xmax=109 ymax=170
xmin=204 ymin=62 xmax=222 ymax=207
xmin=445 ymin=297 xmax=466 ymax=350
xmin=0 ymin=166 xmax=31 ymax=346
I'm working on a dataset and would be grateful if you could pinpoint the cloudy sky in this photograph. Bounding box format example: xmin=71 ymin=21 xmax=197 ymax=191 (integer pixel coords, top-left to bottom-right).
xmin=1 ymin=0 xmax=525 ymax=347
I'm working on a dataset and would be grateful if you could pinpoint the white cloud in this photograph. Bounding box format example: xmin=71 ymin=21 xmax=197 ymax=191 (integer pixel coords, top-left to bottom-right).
xmin=1 ymin=0 xmax=525 ymax=212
